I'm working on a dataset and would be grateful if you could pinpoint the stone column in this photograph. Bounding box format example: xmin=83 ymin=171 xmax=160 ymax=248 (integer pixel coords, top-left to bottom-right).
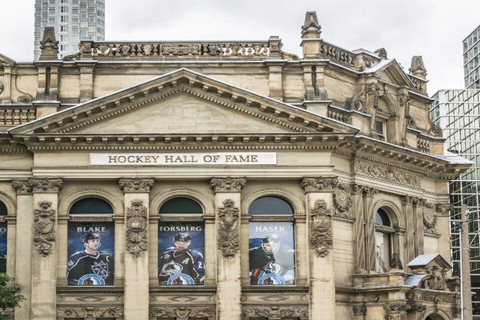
xmin=300 ymin=176 xmax=337 ymax=320
xmin=352 ymin=184 xmax=366 ymax=273
xmin=363 ymin=187 xmax=378 ymax=273
xmin=402 ymin=196 xmax=415 ymax=264
xmin=119 ymin=178 xmax=154 ymax=320
xmin=11 ymin=181 xmax=32 ymax=320
xmin=29 ymin=178 xmax=63 ymax=320
xmin=210 ymin=177 xmax=246 ymax=320
xmin=413 ymin=198 xmax=424 ymax=256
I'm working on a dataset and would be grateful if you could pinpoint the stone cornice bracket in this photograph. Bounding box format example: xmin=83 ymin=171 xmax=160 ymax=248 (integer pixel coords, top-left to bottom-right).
xmin=209 ymin=177 xmax=246 ymax=193
xmin=436 ymin=203 xmax=453 ymax=216
xmin=363 ymin=186 xmax=378 ymax=198
xmin=33 ymin=201 xmax=56 ymax=256
xmin=310 ymin=199 xmax=333 ymax=257
xmin=11 ymin=180 xmax=32 ymax=195
xmin=300 ymin=176 xmax=338 ymax=193
xmin=28 ymin=178 xmax=63 ymax=193
xmin=217 ymin=199 xmax=240 ymax=258
xmin=126 ymin=199 xmax=148 ymax=258
xmin=119 ymin=178 xmax=154 ymax=193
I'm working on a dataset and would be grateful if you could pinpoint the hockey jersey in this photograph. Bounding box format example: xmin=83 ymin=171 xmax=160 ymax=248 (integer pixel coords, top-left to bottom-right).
xmin=158 ymin=248 xmax=205 ymax=285
xmin=67 ymin=251 xmax=114 ymax=285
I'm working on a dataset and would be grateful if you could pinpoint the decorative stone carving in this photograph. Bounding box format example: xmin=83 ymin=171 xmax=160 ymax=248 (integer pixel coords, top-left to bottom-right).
xmin=217 ymin=199 xmax=240 ymax=258
xmin=150 ymin=306 xmax=215 ymax=318
xmin=11 ymin=180 xmax=32 ymax=194
xmin=375 ymin=48 xmax=388 ymax=59
xmin=242 ymin=306 xmax=308 ymax=318
xmin=57 ymin=306 xmax=123 ymax=318
xmin=39 ymin=27 xmax=59 ymax=60
xmin=29 ymin=178 xmax=63 ymax=193
xmin=408 ymin=305 xmax=427 ymax=314
xmin=209 ymin=177 xmax=246 ymax=193
xmin=162 ymin=44 xmax=201 ymax=56
xmin=390 ymin=253 xmax=403 ymax=270
xmin=33 ymin=201 xmax=56 ymax=256
xmin=363 ymin=186 xmax=378 ymax=198
xmin=126 ymin=199 xmax=148 ymax=258
xmin=119 ymin=178 xmax=154 ymax=193
xmin=354 ymin=162 xmax=421 ymax=187
xmin=406 ymin=291 xmax=456 ymax=304
xmin=300 ymin=176 xmax=338 ymax=193
xmin=423 ymin=202 xmax=437 ymax=233
xmin=436 ymin=203 xmax=452 ymax=216
xmin=75 ymin=295 xmax=105 ymax=302
xmin=384 ymin=303 xmax=410 ymax=314
xmin=310 ymin=200 xmax=333 ymax=257
xmin=352 ymin=303 xmax=367 ymax=316
xmin=333 ymin=183 xmax=352 ymax=217
xmin=17 ymin=94 xmax=33 ymax=103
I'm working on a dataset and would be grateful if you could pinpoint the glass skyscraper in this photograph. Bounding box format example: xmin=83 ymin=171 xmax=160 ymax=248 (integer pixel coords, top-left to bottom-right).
xmin=34 ymin=0 xmax=105 ymax=60
xmin=464 ymin=25 xmax=480 ymax=89
xmin=431 ymin=89 xmax=480 ymax=317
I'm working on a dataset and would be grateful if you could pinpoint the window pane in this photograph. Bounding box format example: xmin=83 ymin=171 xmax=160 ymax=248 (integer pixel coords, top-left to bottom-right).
xmin=0 ymin=201 xmax=6 ymax=215
xmin=158 ymin=222 xmax=205 ymax=285
xmin=159 ymin=197 xmax=202 ymax=214
xmin=375 ymin=231 xmax=390 ymax=272
xmin=375 ymin=208 xmax=391 ymax=226
xmin=249 ymin=197 xmax=294 ymax=215
xmin=69 ymin=198 xmax=113 ymax=214
xmin=67 ymin=222 xmax=114 ymax=285
xmin=249 ymin=222 xmax=295 ymax=285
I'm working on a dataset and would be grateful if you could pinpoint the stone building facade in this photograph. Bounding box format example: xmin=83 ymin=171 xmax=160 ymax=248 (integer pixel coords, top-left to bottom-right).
xmin=0 ymin=11 xmax=470 ymax=320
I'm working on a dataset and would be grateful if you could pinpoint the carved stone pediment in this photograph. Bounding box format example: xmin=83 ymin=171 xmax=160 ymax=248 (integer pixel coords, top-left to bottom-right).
xmin=407 ymin=254 xmax=451 ymax=291
xmin=9 ymin=69 xmax=357 ymax=142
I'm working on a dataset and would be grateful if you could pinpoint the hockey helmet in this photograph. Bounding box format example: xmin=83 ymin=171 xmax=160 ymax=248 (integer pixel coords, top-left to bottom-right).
xmin=261 ymin=234 xmax=280 ymax=254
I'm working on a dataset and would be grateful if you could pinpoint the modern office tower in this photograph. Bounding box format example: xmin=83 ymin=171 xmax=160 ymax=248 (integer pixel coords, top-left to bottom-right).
xmin=34 ymin=0 xmax=105 ymax=60
xmin=431 ymin=89 xmax=480 ymax=318
xmin=464 ymin=26 xmax=480 ymax=89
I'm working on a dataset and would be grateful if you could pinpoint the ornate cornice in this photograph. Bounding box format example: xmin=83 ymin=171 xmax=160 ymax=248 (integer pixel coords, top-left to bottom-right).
xmin=29 ymin=178 xmax=63 ymax=193
xmin=300 ymin=176 xmax=338 ymax=193
xmin=354 ymin=161 xmax=421 ymax=188
xmin=11 ymin=180 xmax=32 ymax=195
xmin=210 ymin=177 xmax=246 ymax=193
xmin=118 ymin=178 xmax=154 ymax=193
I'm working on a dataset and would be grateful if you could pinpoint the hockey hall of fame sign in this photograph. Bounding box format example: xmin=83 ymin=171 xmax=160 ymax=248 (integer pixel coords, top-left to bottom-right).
xmin=158 ymin=222 xmax=205 ymax=285
xmin=67 ymin=222 xmax=115 ymax=286
xmin=90 ymin=152 xmax=276 ymax=165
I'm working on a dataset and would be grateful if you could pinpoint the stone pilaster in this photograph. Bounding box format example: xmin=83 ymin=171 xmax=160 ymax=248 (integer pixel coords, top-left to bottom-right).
xmin=1 ymin=66 xmax=12 ymax=103
xmin=210 ymin=177 xmax=246 ymax=320
xmin=300 ymin=176 xmax=337 ymax=320
xmin=29 ymin=178 xmax=63 ymax=320
xmin=413 ymin=198 xmax=424 ymax=256
xmin=402 ymin=196 xmax=415 ymax=264
xmin=119 ymin=178 xmax=154 ymax=320
xmin=363 ymin=186 xmax=378 ymax=272
xmin=77 ymin=61 xmax=97 ymax=102
xmin=11 ymin=181 xmax=33 ymax=320
xmin=266 ymin=60 xmax=285 ymax=101
xmin=352 ymin=184 xmax=366 ymax=273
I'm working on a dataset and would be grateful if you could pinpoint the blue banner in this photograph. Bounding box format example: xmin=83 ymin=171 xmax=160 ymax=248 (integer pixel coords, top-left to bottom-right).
xmin=158 ymin=222 xmax=205 ymax=285
xmin=0 ymin=223 xmax=6 ymax=273
xmin=67 ymin=222 xmax=114 ymax=286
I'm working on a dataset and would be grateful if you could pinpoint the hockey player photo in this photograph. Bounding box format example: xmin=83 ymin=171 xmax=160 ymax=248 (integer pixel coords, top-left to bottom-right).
xmin=158 ymin=222 xmax=205 ymax=285
xmin=67 ymin=222 xmax=114 ymax=286
xmin=249 ymin=222 xmax=296 ymax=285
xmin=0 ymin=223 xmax=6 ymax=273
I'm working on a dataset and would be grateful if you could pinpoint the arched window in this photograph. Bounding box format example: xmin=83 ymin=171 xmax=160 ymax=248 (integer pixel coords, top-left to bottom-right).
xmin=248 ymin=196 xmax=295 ymax=285
xmin=67 ymin=197 xmax=115 ymax=286
xmin=0 ymin=201 xmax=7 ymax=273
xmin=158 ymin=197 xmax=205 ymax=286
xmin=375 ymin=208 xmax=394 ymax=273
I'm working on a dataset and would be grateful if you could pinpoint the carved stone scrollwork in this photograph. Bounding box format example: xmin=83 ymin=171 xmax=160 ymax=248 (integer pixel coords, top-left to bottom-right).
xmin=408 ymin=305 xmax=427 ymax=314
xmin=402 ymin=195 xmax=413 ymax=207
xmin=384 ymin=303 xmax=410 ymax=320
xmin=11 ymin=180 xmax=32 ymax=195
xmin=29 ymin=178 xmax=63 ymax=193
xmin=310 ymin=200 xmax=333 ymax=257
xmin=423 ymin=202 xmax=437 ymax=233
xmin=119 ymin=178 xmax=154 ymax=193
xmin=150 ymin=306 xmax=215 ymax=318
xmin=354 ymin=162 xmax=421 ymax=187
xmin=34 ymin=201 xmax=56 ymax=256
xmin=300 ymin=176 xmax=338 ymax=193
xmin=217 ymin=199 xmax=240 ymax=258
xmin=126 ymin=199 xmax=148 ymax=258
xmin=352 ymin=303 xmax=367 ymax=316
xmin=242 ymin=306 xmax=308 ymax=318
xmin=210 ymin=177 xmax=246 ymax=193
xmin=57 ymin=306 xmax=123 ymax=318
xmin=333 ymin=183 xmax=352 ymax=217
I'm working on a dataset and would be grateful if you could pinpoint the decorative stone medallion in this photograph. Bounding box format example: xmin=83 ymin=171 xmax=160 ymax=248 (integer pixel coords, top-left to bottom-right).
xmin=333 ymin=183 xmax=352 ymax=217
xmin=126 ymin=199 xmax=148 ymax=258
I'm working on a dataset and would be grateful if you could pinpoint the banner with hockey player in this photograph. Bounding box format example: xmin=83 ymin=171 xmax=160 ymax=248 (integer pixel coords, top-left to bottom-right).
xmin=158 ymin=222 xmax=205 ymax=285
xmin=0 ymin=223 xmax=7 ymax=273
xmin=249 ymin=222 xmax=295 ymax=285
xmin=67 ymin=222 xmax=114 ymax=286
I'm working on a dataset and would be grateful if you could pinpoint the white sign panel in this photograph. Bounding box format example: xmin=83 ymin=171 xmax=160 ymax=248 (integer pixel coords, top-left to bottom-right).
xmin=89 ymin=152 xmax=276 ymax=165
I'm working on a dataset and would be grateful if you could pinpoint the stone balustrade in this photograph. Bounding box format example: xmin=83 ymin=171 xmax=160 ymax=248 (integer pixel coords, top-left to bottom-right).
xmin=417 ymin=136 xmax=432 ymax=154
xmin=0 ymin=106 xmax=36 ymax=126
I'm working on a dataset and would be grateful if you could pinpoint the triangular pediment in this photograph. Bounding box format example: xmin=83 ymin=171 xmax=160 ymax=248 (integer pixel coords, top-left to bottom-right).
xmin=367 ymin=59 xmax=414 ymax=88
xmin=10 ymin=69 xmax=357 ymax=139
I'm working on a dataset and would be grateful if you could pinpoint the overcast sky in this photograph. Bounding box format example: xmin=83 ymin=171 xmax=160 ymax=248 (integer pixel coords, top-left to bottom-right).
xmin=1 ymin=0 xmax=479 ymax=96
